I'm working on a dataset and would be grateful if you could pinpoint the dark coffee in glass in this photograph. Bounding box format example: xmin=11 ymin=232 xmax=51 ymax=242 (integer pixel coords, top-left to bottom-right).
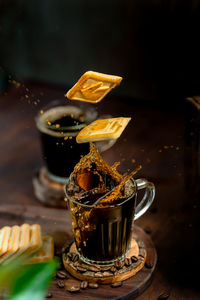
xmin=36 ymin=103 xmax=97 ymax=183
xmin=66 ymin=183 xmax=136 ymax=264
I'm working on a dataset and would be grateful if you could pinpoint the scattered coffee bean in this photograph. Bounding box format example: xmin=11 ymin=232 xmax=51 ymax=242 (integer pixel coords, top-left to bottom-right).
xmin=125 ymin=258 xmax=132 ymax=266
xmin=118 ymin=268 xmax=126 ymax=274
xmin=46 ymin=292 xmax=52 ymax=298
xmin=88 ymin=282 xmax=99 ymax=289
xmin=87 ymin=265 xmax=100 ymax=272
xmin=66 ymin=286 xmax=80 ymax=293
xmin=114 ymin=261 xmax=122 ymax=269
xmin=100 ymin=266 xmax=111 ymax=271
xmin=144 ymin=226 xmax=151 ymax=234
xmin=114 ymin=271 xmax=118 ymax=276
xmin=65 ymin=279 xmax=80 ymax=292
xmin=145 ymin=259 xmax=154 ymax=269
xmin=102 ymin=271 xmax=113 ymax=277
xmin=72 ymin=254 xmax=79 ymax=262
xmin=77 ymin=266 xmax=87 ymax=272
xmin=131 ymin=256 xmax=138 ymax=263
xmin=111 ymin=281 xmax=122 ymax=288
xmin=57 ymin=280 xmax=64 ymax=288
xmin=110 ymin=266 xmax=117 ymax=273
xmin=56 ymin=270 xmax=67 ymax=279
xmin=157 ymin=292 xmax=170 ymax=300
xmin=95 ymin=272 xmax=103 ymax=278
xmin=69 ymin=263 xmax=77 ymax=271
xmin=81 ymin=281 xmax=88 ymax=289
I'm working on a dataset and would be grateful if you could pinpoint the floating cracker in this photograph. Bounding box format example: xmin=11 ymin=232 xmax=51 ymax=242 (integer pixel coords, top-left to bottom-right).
xmin=66 ymin=71 xmax=122 ymax=103
xmin=28 ymin=235 xmax=54 ymax=264
xmin=76 ymin=117 xmax=131 ymax=143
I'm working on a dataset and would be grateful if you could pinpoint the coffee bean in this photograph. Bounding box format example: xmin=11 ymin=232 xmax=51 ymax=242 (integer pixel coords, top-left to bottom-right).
xmin=46 ymin=292 xmax=52 ymax=298
xmin=87 ymin=265 xmax=100 ymax=272
xmin=77 ymin=266 xmax=87 ymax=272
xmin=88 ymin=283 xmax=99 ymax=289
xmin=125 ymin=258 xmax=132 ymax=266
xmin=69 ymin=263 xmax=77 ymax=271
xmin=57 ymin=280 xmax=64 ymax=288
xmin=100 ymin=266 xmax=111 ymax=271
xmin=66 ymin=286 xmax=80 ymax=293
xmin=114 ymin=271 xmax=118 ymax=276
xmin=114 ymin=261 xmax=124 ymax=269
xmin=111 ymin=281 xmax=122 ymax=288
xmin=118 ymin=268 xmax=126 ymax=274
xmin=72 ymin=254 xmax=79 ymax=262
xmin=131 ymin=256 xmax=138 ymax=263
xmin=145 ymin=259 xmax=154 ymax=269
xmin=110 ymin=266 xmax=117 ymax=273
xmin=81 ymin=281 xmax=88 ymax=289
xmin=65 ymin=279 xmax=80 ymax=292
xmin=95 ymin=272 xmax=103 ymax=278
xmin=83 ymin=271 xmax=94 ymax=277
xmin=56 ymin=270 xmax=67 ymax=279
xmin=144 ymin=226 xmax=152 ymax=234
xmin=157 ymin=292 xmax=170 ymax=300
xmin=102 ymin=271 xmax=113 ymax=277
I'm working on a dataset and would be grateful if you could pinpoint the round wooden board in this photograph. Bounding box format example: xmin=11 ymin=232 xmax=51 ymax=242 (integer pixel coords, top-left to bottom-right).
xmin=61 ymin=225 xmax=157 ymax=298
xmin=63 ymin=237 xmax=147 ymax=284
xmin=32 ymin=167 xmax=67 ymax=208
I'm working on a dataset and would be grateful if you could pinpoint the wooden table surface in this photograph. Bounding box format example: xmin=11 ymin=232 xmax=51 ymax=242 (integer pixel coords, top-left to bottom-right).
xmin=0 ymin=82 xmax=199 ymax=300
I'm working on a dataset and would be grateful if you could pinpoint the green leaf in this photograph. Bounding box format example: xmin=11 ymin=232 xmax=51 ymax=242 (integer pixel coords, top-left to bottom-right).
xmin=0 ymin=256 xmax=29 ymax=289
xmin=6 ymin=260 xmax=57 ymax=300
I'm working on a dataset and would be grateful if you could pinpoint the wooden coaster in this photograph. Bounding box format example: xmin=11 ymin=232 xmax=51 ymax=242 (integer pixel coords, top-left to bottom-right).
xmin=32 ymin=167 xmax=67 ymax=208
xmin=63 ymin=237 xmax=146 ymax=284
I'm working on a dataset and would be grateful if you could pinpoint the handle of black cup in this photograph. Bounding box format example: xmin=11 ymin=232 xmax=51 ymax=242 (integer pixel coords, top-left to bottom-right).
xmin=134 ymin=179 xmax=155 ymax=220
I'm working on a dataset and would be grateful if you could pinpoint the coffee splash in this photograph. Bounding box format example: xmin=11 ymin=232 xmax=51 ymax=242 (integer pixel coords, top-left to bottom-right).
xmin=67 ymin=143 xmax=142 ymax=206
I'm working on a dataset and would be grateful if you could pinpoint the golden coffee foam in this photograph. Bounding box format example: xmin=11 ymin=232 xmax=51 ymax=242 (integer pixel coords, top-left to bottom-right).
xmin=65 ymin=71 xmax=122 ymax=103
xmin=76 ymin=117 xmax=131 ymax=143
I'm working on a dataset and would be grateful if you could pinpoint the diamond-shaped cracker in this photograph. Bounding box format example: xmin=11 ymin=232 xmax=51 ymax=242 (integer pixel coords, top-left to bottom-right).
xmin=76 ymin=117 xmax=131 ymax=143
xmin=65 ymin=71 xmax=122 ymax=103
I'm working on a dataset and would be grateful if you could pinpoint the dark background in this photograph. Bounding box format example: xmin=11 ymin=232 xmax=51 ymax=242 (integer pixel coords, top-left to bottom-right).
xmin=0 ymin=0 xmax=200 ymax=102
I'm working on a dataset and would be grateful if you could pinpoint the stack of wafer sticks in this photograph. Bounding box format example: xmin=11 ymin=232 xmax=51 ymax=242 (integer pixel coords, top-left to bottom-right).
xmin=0 ymin=224 xmax=54 ymax=265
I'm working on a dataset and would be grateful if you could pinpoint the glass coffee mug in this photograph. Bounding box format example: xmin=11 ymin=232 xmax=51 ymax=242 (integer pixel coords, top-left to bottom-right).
xmin=36 ymin=100 xmax=115 ymax=184
xmin=65 ymin=178 xmax=155 ymax=265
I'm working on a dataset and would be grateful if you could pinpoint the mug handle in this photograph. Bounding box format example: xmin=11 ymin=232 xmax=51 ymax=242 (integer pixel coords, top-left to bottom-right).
xmin=134 ymin=178 xmax=155 ymax=220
